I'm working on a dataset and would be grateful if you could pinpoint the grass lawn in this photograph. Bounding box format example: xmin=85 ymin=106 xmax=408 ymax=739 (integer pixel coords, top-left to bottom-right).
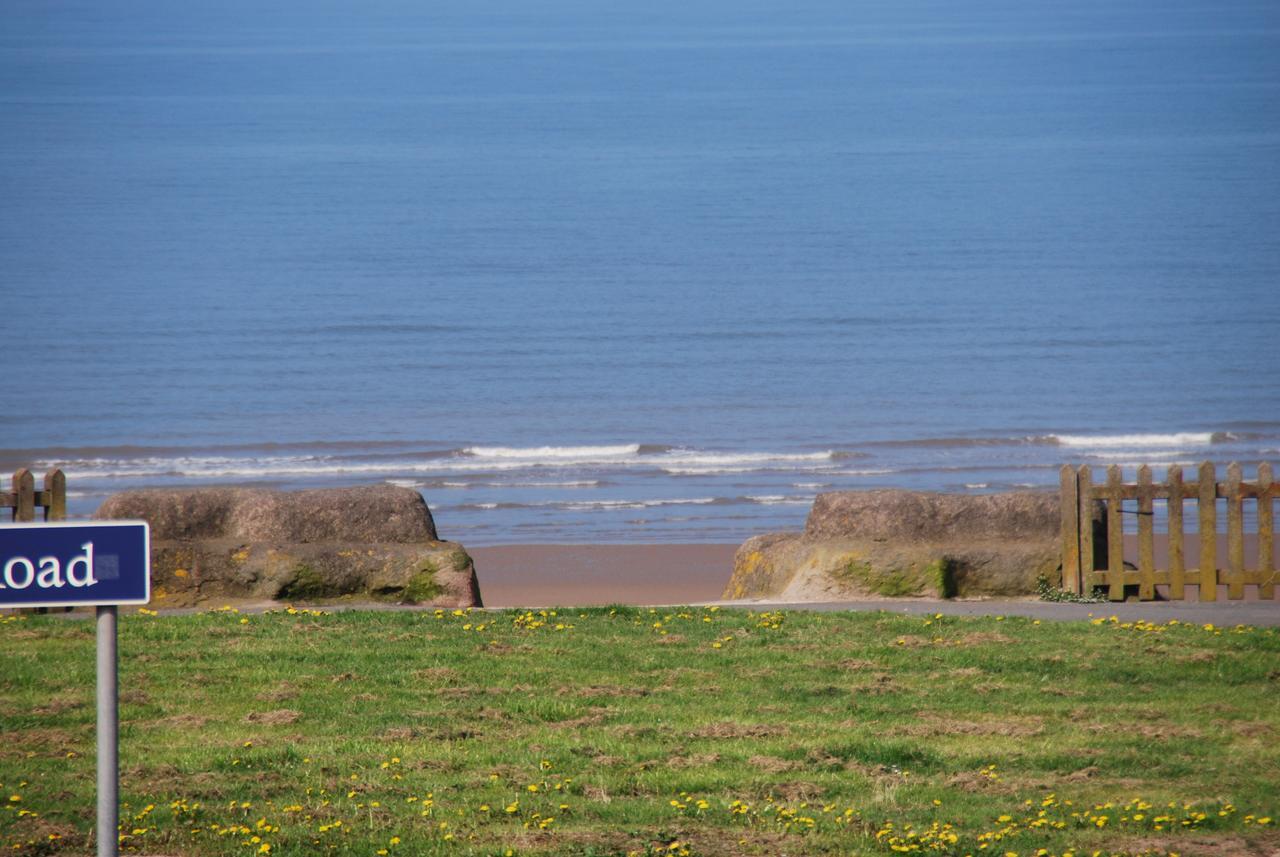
xmin=2 ymin=606 xmax=1278 ymax=857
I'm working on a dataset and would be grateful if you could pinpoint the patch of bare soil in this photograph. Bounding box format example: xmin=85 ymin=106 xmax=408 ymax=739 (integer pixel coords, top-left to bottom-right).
xmin=679 ymin=830 xmax=798 ymax=857
xmin=1180 ymin=651 xmax=1218 ymax=664
xmin=1063 ymin=765 xmax=1100 ymax=782
xmin=564 ymin=685 xmax=651 ymax=698
xmin=155 ymin=714 xmax=211 ymax=730
xmin=666 ymin=753 xmax=721 ymax=769
xmin=687 ymin=722 xmax=786 ymax=739
xmin=954 ymin=631 xmax=1014 ymax=646
xmin=6 ymin=630 xmax=43 ymax=640
xmin=895 ymin=635 xmax=931 ymax=648
xmin=1084 ymin=722 xmax=1203 ymax=739
xmin=892 ymin=713 xmax=1044 ymax=738
xmin=849 ymin=673 xmax=899 ymax=695
xmin=767 ymin=781 xmax=826 ymax=802
xmin=582 ymin=783 xmax=612 ymax=803
xmin=380 ymin=726 xmax=416 ymax=740
xmin=243 ymin=709 xmax=301 ymax=726
xmin=474 ymin=706 xmax=511 ymax=721
xmin=1115 ymin=832 xmax=1280 ymax=857
xmin=9 ymin=727 xmax=81 ymax=753
xmin=32 ymin=695 xmax=86 ymax=716
xmin=1229 ymin=721 xmax=1276 ymax=739
xmin=255 ymin=682 xmax=299 ymax=703
xmin=946 ymin=770 xmax=1016 ymax=794
xmin=610 ymin=724 xmax=674 ymax=739
xmin=478 ymin=642 xmax=535 ymax=655
xmin=422 ymin=727 xmax=480 ymax=741
xmin=749 ymin=755 xmax=801 ymax=773
xmin=550 ymin=707 xmax=614 ymax=729
xmin=839 ymin=658 xmax=878 ymax=671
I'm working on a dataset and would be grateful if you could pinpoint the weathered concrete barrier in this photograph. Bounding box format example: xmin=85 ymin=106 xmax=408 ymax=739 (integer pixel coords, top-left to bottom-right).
xmin=724 ymin=490 xmax=1100 ymax=601
xmin=94 ymin=486 xmax=481 ymax=608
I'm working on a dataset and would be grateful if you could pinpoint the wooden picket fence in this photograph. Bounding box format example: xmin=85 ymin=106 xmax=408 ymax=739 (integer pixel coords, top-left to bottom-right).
xmin=1060 ymin=462 xmax=1276 ymax=602
xmin=1 ymin=467 xmax=67 ymax=522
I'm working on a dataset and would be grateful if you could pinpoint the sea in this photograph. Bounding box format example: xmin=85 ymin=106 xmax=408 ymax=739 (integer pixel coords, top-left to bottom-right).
xmin=2 ymin=0 xmax=1278 ymax=544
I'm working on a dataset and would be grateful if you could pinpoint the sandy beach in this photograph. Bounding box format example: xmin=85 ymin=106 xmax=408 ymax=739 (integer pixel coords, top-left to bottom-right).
xmin=470 ymin=534 xmax=1274 ymax=608
xmin=468 ymin=543 xmax=738 ymax=607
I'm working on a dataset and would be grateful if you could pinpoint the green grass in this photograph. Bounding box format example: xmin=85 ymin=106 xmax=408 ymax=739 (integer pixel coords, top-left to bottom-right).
xmin=2 ymin=607 xmax=1278 ymax=857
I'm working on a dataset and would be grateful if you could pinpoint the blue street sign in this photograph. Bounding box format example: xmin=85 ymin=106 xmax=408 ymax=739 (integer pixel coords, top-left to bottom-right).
xmin=0 ymin=521 xmax=150 ymax=609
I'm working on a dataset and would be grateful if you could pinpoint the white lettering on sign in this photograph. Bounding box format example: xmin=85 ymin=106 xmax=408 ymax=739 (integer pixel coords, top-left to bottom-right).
xmin=0 ymin=542 xmax=96 ymax=591
xmin=3 ymin=557 xmax=34 ymax=589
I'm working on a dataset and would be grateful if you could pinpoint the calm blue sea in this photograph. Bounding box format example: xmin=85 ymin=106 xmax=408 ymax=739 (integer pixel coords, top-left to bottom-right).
xmin=2 ymin=0 xmax=1278 ymax=543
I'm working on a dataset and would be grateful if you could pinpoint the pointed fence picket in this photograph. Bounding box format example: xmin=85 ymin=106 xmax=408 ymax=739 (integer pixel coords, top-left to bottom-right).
xmin=2 ymin=468 xmax=67 ymax=522
xmin=1 ymin=468 xmax=70 ymax=614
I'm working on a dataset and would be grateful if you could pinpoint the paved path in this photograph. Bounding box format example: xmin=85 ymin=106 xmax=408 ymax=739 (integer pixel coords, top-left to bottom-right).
xmin=714 ymin=597 xmax=1280 ymax=626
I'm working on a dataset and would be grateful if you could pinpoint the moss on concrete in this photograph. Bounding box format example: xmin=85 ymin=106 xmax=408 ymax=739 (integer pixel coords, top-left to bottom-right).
xmin=930 ymin=558 xmax=958 ymax=599
xmin=399 ymin=560 xmax=442 ymax=604
xmin=278 ymin=562 xmax=342 ymax=600
xmin=835 ymin=558 xmax=920 ymax=597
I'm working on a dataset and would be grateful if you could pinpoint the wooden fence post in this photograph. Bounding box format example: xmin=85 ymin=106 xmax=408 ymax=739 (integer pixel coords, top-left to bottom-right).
xmin=1078 ymin=465 xmax=1094 ymax=587
xmin=1137 ymin=464 xmax=1155 ymax=600
xmin=1198 ymin=461 xmax=1217 ymax=602
xmin=1226 ymin=463 xmax=1245 ymax=600
xmin=1168 ymin=465 xmax=1185 ymax=600
xmin=1059 ymin=465 xmax=1081 ymax=594
xmin=1106 ymin=464 xmax=1125 ymax=601
xmin=44 ymin=468 xmax=66 ymax=521
xmin=12 ymin=468 xmax=35 ymax=522
xmin=1260 ymin=462 xmax=1275 ymax=600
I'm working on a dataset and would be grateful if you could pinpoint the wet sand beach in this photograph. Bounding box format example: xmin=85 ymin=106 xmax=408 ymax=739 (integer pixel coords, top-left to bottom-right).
xmin=470 ymin=535 xmax=1274 ymax=608
xmin=468 ymin=543 xmax=738 ymax=608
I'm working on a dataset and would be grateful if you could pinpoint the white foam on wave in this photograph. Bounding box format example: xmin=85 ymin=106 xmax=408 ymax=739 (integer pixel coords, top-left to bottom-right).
xmin=55 ymin=456 xmax=474 ymax=480
xmin=449 ymin=497 xmax=722 ymax=512
xmin=1081 ymin=451 xmax=1198 ymax=462
xmin=747 ymin=494 xmax=813 ymax=505
xmin=561 ymin=497 xmax=718 ymax=511
xmin=1052 ymin=432 xmax=1214 ymax=448
xmin=48 ymin=443 xmax=845 ymax=481
xmin=465 ymin=444 xmax=640 ymax=459
xmin=435 ymin=479 xmax=600 ymax=489
xmin=658 ymin=451 xmax=834 ymax=475
xmin=1092 ymin=461 xmax=1199 ymax=470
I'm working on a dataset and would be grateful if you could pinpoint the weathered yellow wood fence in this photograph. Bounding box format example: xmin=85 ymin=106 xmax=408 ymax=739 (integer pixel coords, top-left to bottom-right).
xmin=1 ymin=467 xmax=67 ymax=522
xmin=1060 ymin=462 xmax=1276 ymax=602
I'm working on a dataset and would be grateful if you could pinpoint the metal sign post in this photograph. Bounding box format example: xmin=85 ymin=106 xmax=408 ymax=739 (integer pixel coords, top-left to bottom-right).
xmin=0 ymin=521 xmax=150 ymax=857
xmin=97 ymin=606 xmax=118 ymax=857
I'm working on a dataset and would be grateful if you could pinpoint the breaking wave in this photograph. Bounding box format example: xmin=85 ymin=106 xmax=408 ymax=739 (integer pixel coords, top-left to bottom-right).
xmin=1050 ymin=432 xmax=1220 ymax=448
